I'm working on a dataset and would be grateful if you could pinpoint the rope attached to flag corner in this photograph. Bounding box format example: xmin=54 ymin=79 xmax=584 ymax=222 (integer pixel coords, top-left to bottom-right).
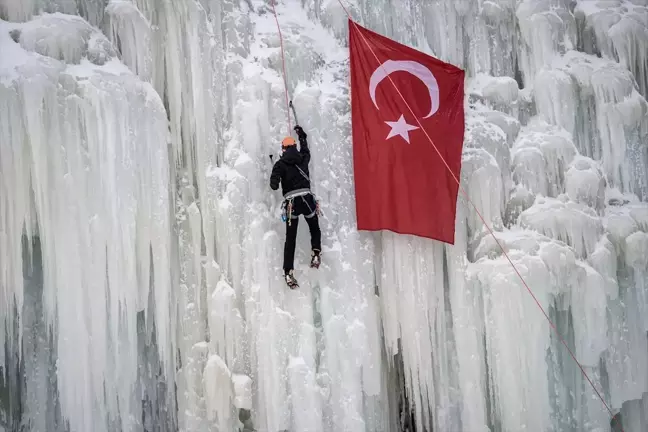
xmin=335 ymin=0 xmax=622 ymax=429
xmin=270 ymin=0 xmax=293 ymax=136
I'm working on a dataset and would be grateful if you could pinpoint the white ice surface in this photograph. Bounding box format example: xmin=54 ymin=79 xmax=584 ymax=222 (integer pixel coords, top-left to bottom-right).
xmin=1 ymin=0 xmax=648 ymax=431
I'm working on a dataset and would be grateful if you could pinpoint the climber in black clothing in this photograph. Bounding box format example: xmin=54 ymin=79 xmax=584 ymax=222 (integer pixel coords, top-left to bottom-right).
xmin=270 ymin=125 xmax=321 ymax=288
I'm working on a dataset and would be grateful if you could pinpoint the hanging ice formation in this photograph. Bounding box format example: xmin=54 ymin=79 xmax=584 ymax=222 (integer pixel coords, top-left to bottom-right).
xmin=1 ymin=0 xmax=647 ymax=431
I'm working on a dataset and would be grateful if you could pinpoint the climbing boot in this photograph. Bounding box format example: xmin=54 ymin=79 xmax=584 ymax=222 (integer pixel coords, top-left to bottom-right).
xmin=285 ymin=270 xmax=299 ymax=289
xmin=310 ymin=249 xmax=321 ymax=269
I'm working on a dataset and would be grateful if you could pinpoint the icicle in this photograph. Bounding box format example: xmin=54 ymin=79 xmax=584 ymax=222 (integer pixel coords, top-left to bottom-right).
xmin=625 ymin=231 xmax=648 ymax=329
xmin=0 ymin=76 xmax=31 ymax=370
xmin=465 ymin=111 xmax=511 ymax=177
xmin=208 ymin=280 xmax=244 ymax=369
xmin=179 ymin=342 xmax=210 ymax=431
xmin=568 ymin=260 xmax=609 ymax=366
xmin=447 ymin=196 xmax=489 ymax=432
xmin=203 ymin=354 xmax=238 ymax=431
xmin=460 ymin=147 xmax=504 ymax=242
xmin=0 ymin=0 xmax=35 ymax=22
xmin=16 ymin=13 xmax=116 ymax=65
xmin=0 ymin=14 xmax=173 ymax=431
xmin=574 ymin=1 xmax=648 ymax=98
xmin=535 ymin=50 xmax=648 ymax=199
xmin=419 ymin=0 xmax=519 ymax=76
xmin=467 ymin=246 xmax=554 ymax=432
xmin=587 ymin=235 xmax=619 ymax=300
xmin=511 ymin=119 xmax=578 ymax=199
xmin=516 ymin=0 xmax=576 ymax=86
xmin=519 ymin=196 xmax=604 ymax=259
xmin=565 ymin=155 xmax=606 ymax=212
xmin=105 ymin=0 xmax=153 ymax=81
xmin=534 ymin=67 xmax=578 ymax=135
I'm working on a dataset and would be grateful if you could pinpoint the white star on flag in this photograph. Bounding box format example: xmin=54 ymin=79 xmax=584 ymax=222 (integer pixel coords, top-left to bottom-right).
xmin=385 ymin=115 xmax=419 ymax=143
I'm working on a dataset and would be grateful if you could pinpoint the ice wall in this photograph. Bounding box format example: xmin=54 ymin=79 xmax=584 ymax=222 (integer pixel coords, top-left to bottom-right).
xmin=1 ymin=0 xmax=648 ymax=432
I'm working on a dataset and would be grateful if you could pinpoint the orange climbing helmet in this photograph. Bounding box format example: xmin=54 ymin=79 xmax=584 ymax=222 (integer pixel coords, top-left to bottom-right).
xmin=281 ymin=136 xmax=296 ymax=147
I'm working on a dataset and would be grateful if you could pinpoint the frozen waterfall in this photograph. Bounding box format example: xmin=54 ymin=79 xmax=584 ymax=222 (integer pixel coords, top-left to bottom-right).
xmin=1 ymin=0 xmax=648 ymax=431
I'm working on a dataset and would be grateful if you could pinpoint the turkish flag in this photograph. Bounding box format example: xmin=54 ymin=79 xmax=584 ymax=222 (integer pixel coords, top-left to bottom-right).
xmin=349 ymin=19 xmax=465 ymax=244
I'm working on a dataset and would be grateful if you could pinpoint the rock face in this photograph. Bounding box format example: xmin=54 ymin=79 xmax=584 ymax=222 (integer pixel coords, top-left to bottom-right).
xmin=1 ymin=0 xmax=648 ymax=431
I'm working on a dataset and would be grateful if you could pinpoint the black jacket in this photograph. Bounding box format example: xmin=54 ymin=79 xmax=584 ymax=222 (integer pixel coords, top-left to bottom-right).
xmin=270 ymin=134 xmax=311 ymax=198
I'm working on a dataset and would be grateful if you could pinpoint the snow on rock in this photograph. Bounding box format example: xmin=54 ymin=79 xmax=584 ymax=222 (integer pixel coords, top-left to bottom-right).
xmin=465 ymin=111 xmax=511 ymax=193
xmin=511 ymin=119 xmax=578 ymax=198
xmin=468 ymin=73 xmax=520 ymax=107
xmin=465 ymin=108 xmax=512 ymax=158
xmin=472 ymin=108 xmax=521 ymax=146
xmin=628 ymin=201 xmax=648 ymax=231
xmin=232 ymin=373 xmax=253 ymax=410
xmin=208 ymin=279 xmax=245 ymax=371
xmin=505 ymin=184 xmax=536 ymax=226
xmin=178 ymin=342 xmax=209 ymax=431
xmin=588 ymin=234 xmax=620 ymax=300
xmin=519 ymin=196 xmax=604 ymax=259
xmin=604 ymin=202 xmax=645 ymax=247
xmin=203 ymin=354 xmax=237 ymax=431
xmin=13 ymin=12 xmax=116 ymax=65
xmin=565 ymin=155 xmax=607 ymax=211
xmin=574 ymin=0 xmax=648 ymax=97
xmin=316 ymin=0 xmax=360 ymax=41
xmin=461 ymin=147 xmax=504 ymax=244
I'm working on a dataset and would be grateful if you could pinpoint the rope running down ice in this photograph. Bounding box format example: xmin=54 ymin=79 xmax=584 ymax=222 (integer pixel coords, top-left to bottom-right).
xmin=272 ymin=0 xmax=622 ymax=428
xmin=271 ymin=0 xmax=293 ymax=135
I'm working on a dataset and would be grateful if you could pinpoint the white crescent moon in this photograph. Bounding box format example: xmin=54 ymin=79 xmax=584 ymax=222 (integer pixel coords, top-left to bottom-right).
xmin=369 ymin=60 xmax=440 ymax=118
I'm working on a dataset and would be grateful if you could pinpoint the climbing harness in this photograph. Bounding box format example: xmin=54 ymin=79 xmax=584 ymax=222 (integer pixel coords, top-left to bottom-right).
xmin=278 ymin=165 xmax=322 ymax=226
xmin=281 ymin=188 xmax=320 ymax=226
xmin=295 ymin=165 xmax=322 ymax=217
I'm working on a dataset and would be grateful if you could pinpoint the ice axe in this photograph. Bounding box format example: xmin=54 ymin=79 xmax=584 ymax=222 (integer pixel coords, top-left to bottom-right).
xmin=289 ymin=100 xmax=299 ymax=126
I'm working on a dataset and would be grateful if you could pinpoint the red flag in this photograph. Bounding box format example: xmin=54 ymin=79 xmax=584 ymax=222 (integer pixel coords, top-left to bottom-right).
xmin=349 ymin=19 xmax=465 ymax=244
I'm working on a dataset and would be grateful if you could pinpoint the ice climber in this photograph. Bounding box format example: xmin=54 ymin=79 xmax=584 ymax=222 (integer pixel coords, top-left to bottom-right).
xmin=270 ymin=125 xmax=322 ymax=288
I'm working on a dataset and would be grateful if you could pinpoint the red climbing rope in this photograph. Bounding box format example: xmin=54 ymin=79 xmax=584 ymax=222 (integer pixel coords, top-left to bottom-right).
xmin=334 ymin=1 xmax=622 ymax=429
xmin=270 ymin=0 xmax=293 ymax=135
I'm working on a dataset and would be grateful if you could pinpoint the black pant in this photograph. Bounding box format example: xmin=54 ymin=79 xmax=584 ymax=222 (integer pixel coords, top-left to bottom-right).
xmin=283 ymin=194 xmax=321 ymax=273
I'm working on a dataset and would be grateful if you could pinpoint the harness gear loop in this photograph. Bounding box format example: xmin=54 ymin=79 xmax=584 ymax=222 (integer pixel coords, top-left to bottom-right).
xmin=295 ymin=165 xmax=323 ymax=217
xmin=287 ymin=199 xmax=294 ymax=226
